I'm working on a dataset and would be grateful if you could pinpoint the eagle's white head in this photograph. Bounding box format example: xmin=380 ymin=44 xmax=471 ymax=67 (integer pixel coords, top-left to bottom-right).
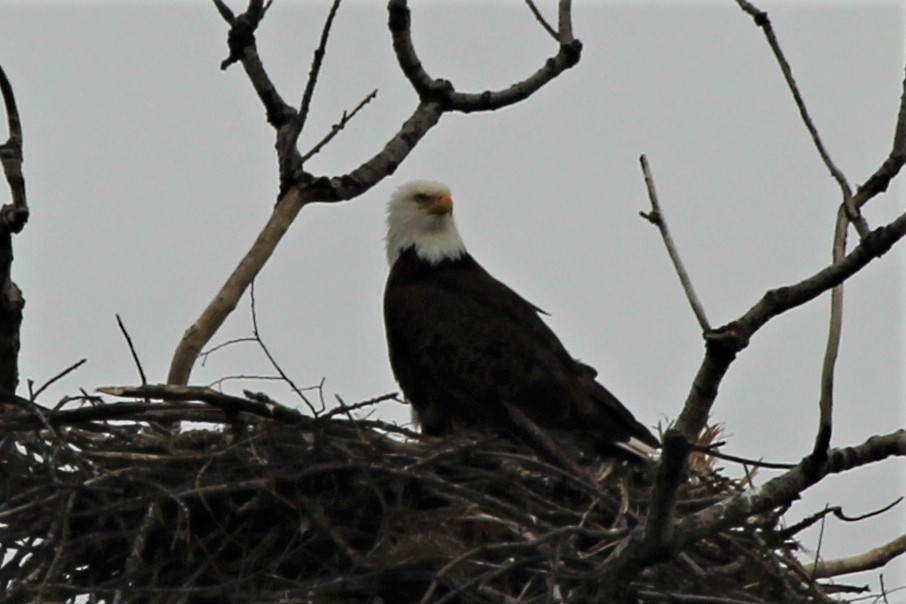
xmin=385 ymin=180 xmax=467 ymax=266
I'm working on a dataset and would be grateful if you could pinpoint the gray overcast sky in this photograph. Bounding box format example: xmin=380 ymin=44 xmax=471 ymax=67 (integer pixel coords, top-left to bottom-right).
xmin=1 ymin=0 xmax=903 ymax=592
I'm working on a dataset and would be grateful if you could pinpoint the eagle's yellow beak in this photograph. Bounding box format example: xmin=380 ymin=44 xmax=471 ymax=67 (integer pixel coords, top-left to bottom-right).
xmin=427 ymin=192 xmax=453 ymax=216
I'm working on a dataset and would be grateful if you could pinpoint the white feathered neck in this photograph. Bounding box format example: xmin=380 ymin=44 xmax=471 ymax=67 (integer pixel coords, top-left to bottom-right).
xmin=385 ymin=180 xmax=467 ymax=266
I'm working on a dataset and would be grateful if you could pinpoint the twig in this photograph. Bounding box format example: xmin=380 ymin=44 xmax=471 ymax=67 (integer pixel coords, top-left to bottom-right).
xmin=116 ymin=314 xmax=147 ymax=386
xmin=524 ymin=0 xmax=558 ymax=41
xmin=99 ymin=384 xmax=306 ymax=424
xmin=811 ymin=504 xmax=830 ymax=578
xmin=299 ymin=88 xmax=378 ymax=164
xmin=247 ymin=281 xmax=317 ymax=414
xmin=638 ymin=154 xmax=711 ymax=332
xmin=733 ymin=0 xmax=867 ymax=237
xmin=319 ymin=392 xmax=399 ymax=420
xmin=294 ymin=0 xmax=342 ymax=143
xmin=29 ymin=359 xmax=87 ymax=402
xmin=780 ymin=497 xmax=903 ymax=539
xmin=199 ymin=337 xmax=258 ymax=366
xmin=692 ymin=443 xmax=795 ymax=470
xmin=813 ymin=212 xmax=848 ymax=460
xmin=168 ymin=1 xmax=583 ymax=385
xmin=674 ymin=430 xmax=906 ymax=549
xmin=278 ymin=0 xmax=343 ymax=190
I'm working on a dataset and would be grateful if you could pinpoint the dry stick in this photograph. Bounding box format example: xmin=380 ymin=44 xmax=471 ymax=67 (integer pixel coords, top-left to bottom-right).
xmin=734 ymin=0 xmax=866 ymax=237
xmin=734 ymin=2 xmax=878 ymax=462
xmin=639 ymin=154 xmax=711 ymax=332
xmin=781 ymin=497 xmax=903 ymax=540
xmin=524 ymin=0 xmax=558 ymax=41
xmin=292 ymin=0 xmax=342 ymax=141
xmin=29 ymin=358 xmax=87 ymax=402
xmin=814 ymin=213 xmax=848 ymax=458
xmin=0 ymin=63 xmax=27 ymax=231
xmin=99 ymin=384 xmax=306 ymax=424
xmin=299 ymin=88 xmax=378 ymax=164
xmin=116 ymin=314 xmax=147 ymax=386
xmin=279 ymin=0 xmax=343 ymax=185
xmin=248 ymin=281 xmax=317 ymax=414
xmin=812 ymin=532 xmax=906 ymax=579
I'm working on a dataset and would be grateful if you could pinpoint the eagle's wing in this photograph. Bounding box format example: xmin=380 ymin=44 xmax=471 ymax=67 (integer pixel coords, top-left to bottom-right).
xmin=384 ymin=253 xmax=658 ymax=455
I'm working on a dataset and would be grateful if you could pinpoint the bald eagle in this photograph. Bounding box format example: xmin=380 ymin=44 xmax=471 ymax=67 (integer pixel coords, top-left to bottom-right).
xmin=383 ymin=180 xmax=659 ymax=462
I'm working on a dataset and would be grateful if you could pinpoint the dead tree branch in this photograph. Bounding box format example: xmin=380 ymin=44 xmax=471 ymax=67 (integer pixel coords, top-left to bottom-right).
xmin=167 ymin=0 xmax=581 ymax=386
xmin=0 ymin=63 xmax=27 ymax=397
xmin=811 ymin=532 xmax=906 ymax=579
xmin=603 ymin=8 xmax=906 ymax=591
xmin=638 ymin=154 xmax=711 ymax=332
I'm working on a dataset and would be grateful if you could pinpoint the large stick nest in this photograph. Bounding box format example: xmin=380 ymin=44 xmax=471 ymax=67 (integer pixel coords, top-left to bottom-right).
xmin=0 ymin=387 xmax=835 ymax=603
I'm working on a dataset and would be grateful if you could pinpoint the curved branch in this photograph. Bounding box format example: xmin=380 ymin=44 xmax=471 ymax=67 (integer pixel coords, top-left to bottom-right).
xmin=852 ymin=61 xmax=906 ymax=208
xmin=0 ymin=64 xmax=27 ymax=233
xmin=167 ymin=186 xmax=309 ymax=385
xmin=675 ymin=430 xmax=906 ymax=548
xmin=388 ymin=0 xmax=581 ymax=113
xmin=811 ymin=532 xmax=906 ymax=579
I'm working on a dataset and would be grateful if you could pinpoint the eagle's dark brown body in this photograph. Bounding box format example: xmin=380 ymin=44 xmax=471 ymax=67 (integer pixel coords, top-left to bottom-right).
xmin=384 ymin=245 xmax=659 ymax=461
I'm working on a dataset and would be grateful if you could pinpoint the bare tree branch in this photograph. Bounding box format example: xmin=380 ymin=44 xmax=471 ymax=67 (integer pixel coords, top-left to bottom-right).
xmin=278 ymin=0 xmax=343 ymax=188
xmin=851 ymin=61 xmax=906 ymax=208
xmin=733 ymin=0 xmax=866 ymax=236
xmin=672 ymin=207 xmax=906 ymax=446
xmin=780 ymin=497 xmax=903 ymax=540
xmin=594 ymin=430 xmax=906 ymax=599
xmin=215 ymin=1 xmax=294 ymax=126
xmin=0 ymin=64 xmax=27 ymax=232
xmin=639 ymin=154 xmax=711 ymax=332
xmin=99 ymin=384 xmax=307 ymax=424
xmin=116 ymin=314 xmax=148 ymax=387
xmin=675 ymin=430 xmax=906 ymax=548
xmin=524 ymin=0 xmax=558 ymax=41
xmin=168 ymin=1 xmax=582 ymax=384
xmin=811 ymin=532 xmax=906 ymax=579
xmin=388 ymin=0 xmax=581 ymax=113
xmin=299 ymin=88 xmax=378 ymax=164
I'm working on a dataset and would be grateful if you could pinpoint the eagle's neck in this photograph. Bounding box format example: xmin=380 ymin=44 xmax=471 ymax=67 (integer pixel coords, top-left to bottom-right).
xmin=385 ymin=203 xmax=466 ymax=267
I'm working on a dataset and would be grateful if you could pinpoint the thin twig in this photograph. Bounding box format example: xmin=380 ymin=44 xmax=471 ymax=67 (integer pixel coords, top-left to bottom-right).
xmin=524 ymin=0 xmax=558 ymax=41
xmin=199 ymin=337 xmax=258 ymax=366
xmin=781 ymin=497 xmax=903 ymax=539
xmin=734 ymin=0 xmax=867 ymax=238
xmin=638 ymin=154 xmax=711 ymax=332
xmin=296 ymin=0 xmax=342 ymax=137
xmin=248 ymin=281 xmax=317 ymax=414
xmin=812 ymin=532 xmax=906 ymax=579
xmin=30 ymin=359 xmax=87 ymax=402
xmin=280 ymin=0 xmax=343 ymax=186
xmin=116 ymin=314 xmax=148 ymax=386
xmin=320 ymin=392 xmax=399 ymax=420
xmin=692 ymin=443 xmax=795 ymax=470
xmin=299 ymin=88 xmax=378 ymax=164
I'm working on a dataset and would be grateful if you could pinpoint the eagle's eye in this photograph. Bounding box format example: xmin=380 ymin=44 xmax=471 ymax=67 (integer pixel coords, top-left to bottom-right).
xmin=413 ymin=193 xmax=430 ymax=203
